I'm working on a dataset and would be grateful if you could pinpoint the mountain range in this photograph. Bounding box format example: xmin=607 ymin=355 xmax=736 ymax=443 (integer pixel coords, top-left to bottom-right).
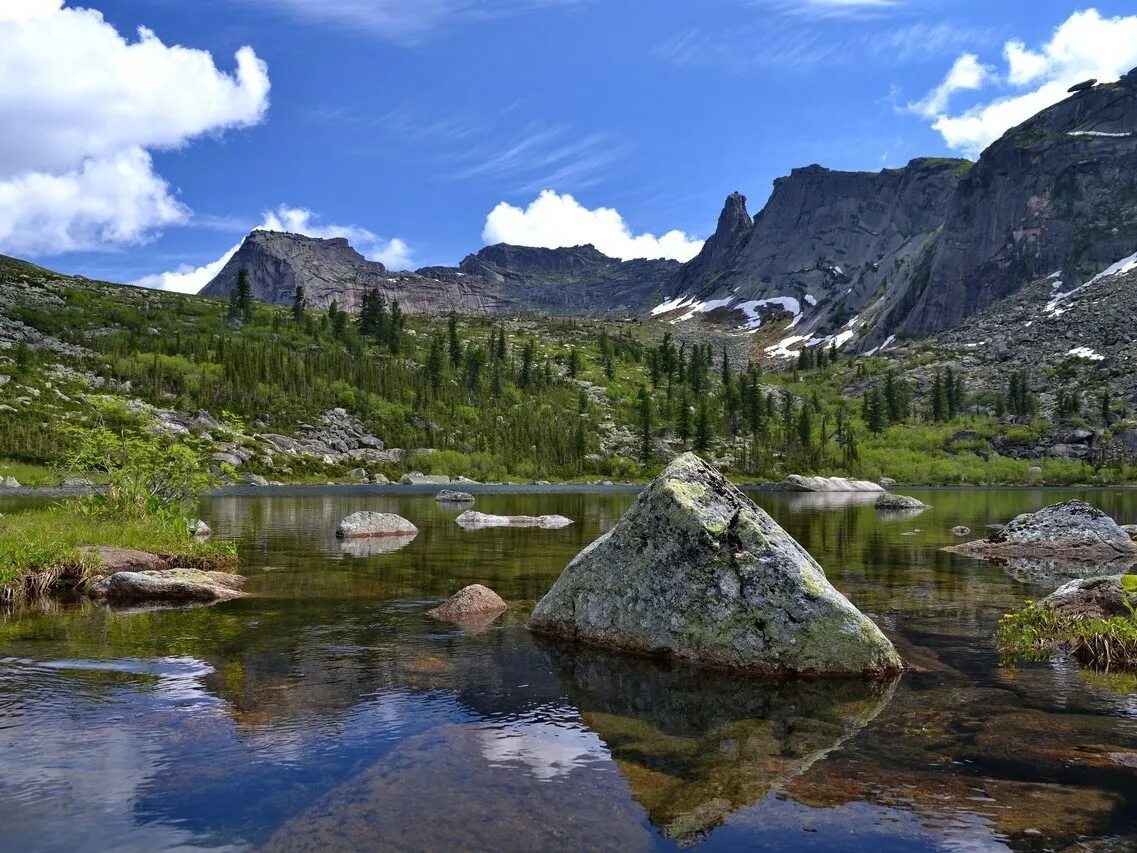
xmin=203 ymin=68 xmax=1137 ymax=356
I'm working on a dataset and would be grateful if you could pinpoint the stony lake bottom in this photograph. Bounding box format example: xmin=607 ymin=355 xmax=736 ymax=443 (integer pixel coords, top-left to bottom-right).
xmin=2 ymin=488 xmax=1137 ymax=852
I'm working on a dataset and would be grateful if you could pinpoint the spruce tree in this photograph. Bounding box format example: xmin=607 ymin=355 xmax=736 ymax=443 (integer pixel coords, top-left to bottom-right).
xmin=291 ymin=285 xmax=306 ymax=323
xmin=637 ymin=386 xmax=654 ymax=464
xmin=694 ymin=398 xmax=711 ymax=454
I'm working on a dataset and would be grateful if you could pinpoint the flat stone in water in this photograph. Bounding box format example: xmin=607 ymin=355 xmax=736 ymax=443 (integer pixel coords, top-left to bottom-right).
xmin=435 ymin=490 xmax=475 ymax=504
xmin=89 ymin=568 xmax=246 ymax=604
xmin=455 ymin=511 xmax=572 ymax=530
xmin=947 ymin=500 xmax=1137 ymax=561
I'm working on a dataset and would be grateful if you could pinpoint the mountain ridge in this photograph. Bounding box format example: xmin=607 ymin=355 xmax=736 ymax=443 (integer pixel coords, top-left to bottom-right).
xmin=195 ymin=68 xmax=1137 ymax=355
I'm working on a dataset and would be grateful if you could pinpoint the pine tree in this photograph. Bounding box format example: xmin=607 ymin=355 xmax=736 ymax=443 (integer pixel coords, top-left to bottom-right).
xmin=291 ymin=285 xmax=306 ymax=323
xmin=1102 ymin=388 xmax=1112 ymax=427
xmin=567 ymin=348 xmax=580 ymax=379
xmin=677 ymin=389 xmax=691 ymax=444
xmin=447 ymin=313 xmax=462 ymax=368
xmin=229 ymin=268 xmax=253 ymax=322
xmin=694 ymin=398 xmax=711 ymax=454
xmin=425 ymin=336 xmax=444 ymax=394
xmin=637 ymin=386 xmax=654 ymax=464
xmin=931 ymin=371 xmax=945 ymax=422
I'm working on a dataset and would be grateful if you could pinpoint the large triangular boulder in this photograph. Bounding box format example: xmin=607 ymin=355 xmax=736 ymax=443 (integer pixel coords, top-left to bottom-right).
xmin=527 ymin=453 xmax=902 ymax=677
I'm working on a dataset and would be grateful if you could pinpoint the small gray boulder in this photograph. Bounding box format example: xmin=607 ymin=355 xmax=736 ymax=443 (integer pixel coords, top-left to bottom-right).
xmin=875 ymin=493 xmax=930 ymax=512
xmin=336 ymin=511 xmax=418 ymax=539
xmin=527 ymin=453 xmax=902 ymax=677
xmin=779 ymin=475 xmax=883 ymax=493
xmin=436 ymin=489 xmax=475 ymax=504
xmin=427 ymin=584 xmax=507 ymax=622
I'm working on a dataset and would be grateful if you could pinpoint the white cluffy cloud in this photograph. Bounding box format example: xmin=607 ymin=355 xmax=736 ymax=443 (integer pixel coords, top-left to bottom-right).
xmin=911 ymin=9 xmax=1137 ymax=157
xmin=482 ymin=191 xmax=704 ymax=262
xmin=0 ymin=0 xmax=269 ymax=255
xmin=135 ymin=206 xmax=413 ymax=294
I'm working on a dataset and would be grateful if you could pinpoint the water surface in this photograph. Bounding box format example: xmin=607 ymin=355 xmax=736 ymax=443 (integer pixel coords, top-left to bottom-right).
xmin=2 ymin=487 xmax=1137 ymax=851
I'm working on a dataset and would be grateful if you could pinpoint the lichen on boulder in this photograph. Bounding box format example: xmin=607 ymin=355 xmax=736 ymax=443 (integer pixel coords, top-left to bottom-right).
xmin=88 ymin=568 xmax=246 ymax=604
xmin=526 ymin=453 xmax=902 ymax=677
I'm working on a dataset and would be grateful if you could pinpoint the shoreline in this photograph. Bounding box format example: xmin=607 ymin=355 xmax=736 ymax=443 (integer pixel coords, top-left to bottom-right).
xmin=5 ymin=482 xmax=1137 ymax=501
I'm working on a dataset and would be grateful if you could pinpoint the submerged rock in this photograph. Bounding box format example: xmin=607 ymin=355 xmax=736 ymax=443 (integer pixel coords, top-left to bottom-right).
xmin=89 ymin=568 xmax=246 ymax=604
xmin=875 ymin=493 xmax=930 ymax=512
xmin=336 ymin=512 xmax=418 ymax=539
xmin=455 ymin=511 xmax=573 ymax=530
xmin=1038 ymin=575 xmax=1137 ymax=620
xmin=427 ymin=584 xmax=507 ymax=622
xmin=951 ymin=526 xmax=972 ymax=537
xmin=435 ymin=489 xmax=475 ymax=504
xmin=946 ymin=500 xmax=1137 ymax=561
xmin=778 ymin=475 xmax=883 ymax=493
xmin=527 ymin=453 xmax=902 ymax=677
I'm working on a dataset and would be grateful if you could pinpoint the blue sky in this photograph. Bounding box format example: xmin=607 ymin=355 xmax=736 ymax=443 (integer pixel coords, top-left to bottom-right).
xmin=4 ymin=1 xmax=1137 ymax=291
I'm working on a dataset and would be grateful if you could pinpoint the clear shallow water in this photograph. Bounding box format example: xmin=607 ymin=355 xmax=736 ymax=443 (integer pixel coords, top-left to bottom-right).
xmin=2 ymin=488 xmax=1137 ymax=851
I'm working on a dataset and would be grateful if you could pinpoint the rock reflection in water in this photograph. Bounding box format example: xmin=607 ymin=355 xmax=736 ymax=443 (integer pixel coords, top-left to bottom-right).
xmin=337 ymin=532 xmax=417 ymax=557
xmin=997 ymin=555 xmax=1137 ymax=588
xmin=539 ymin=642 xmax=897 ymax=844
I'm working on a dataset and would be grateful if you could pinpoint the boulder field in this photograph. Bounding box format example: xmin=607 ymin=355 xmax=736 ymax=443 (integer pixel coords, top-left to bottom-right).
xmin=527 ymin=453 xmax=902 ymax=677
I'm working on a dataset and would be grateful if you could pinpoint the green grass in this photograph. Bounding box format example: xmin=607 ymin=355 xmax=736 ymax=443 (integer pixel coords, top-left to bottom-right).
xmin=998 ymin=595 xmax=1137 ymax=671
xmin=0 ymin=504 xmax=236 ymax=603
xmin=0 ymin=460 xmax=56 ymax=487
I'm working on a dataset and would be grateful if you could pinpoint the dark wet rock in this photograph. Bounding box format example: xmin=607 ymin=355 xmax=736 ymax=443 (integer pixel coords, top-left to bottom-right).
xmin=455 ymin=511 xmax=572 ymax=530
xmin=540 ymin=643 xmax=897 ymax=843
xmin=427 ymin=584 xmax=507 ymax=622
xmin=947 ymin=500 xmax=1137 ymax=561
xmin=435 ymin=489 xmax=475 ymax=504
xmin=88 ymin=568 xmax=246 ymax=604
xmin=778 ymin=475 xmax=884 ymax=493
xmin=336 ymin=512 xmax=418 ymax=539
xmin=875 ymin=493 xmax=930 ymax=511
xmin=527 ymin=453 xmax=902 ymax=677
xmin=1039 ymin=575 xmax=1137 ymax=620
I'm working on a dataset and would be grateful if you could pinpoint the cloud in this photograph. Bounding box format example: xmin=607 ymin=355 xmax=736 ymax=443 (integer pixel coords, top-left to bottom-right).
xmin=911 ymin=9 xmax=1137 ymax=157
xmin=135 ymin=206 xmax=413 ymax=294
xmin=0 ymin=0 xmax=269 ymax=256
xmin=658 ymin=19 xmax=989 ymax=73
xmin=233 ymin=0 xmax=585 ymax=42
xmin=451 ymin=125 xmax=626 ymax=194
xmin=482 ymin=191 xmax=704 ymax=262
xmin=908 ymin=54 xmax=992 ymax=118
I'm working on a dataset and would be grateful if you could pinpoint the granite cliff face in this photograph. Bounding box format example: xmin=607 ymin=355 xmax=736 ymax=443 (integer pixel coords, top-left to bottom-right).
xmin=897 ymin=74 xmax=1137 ymax=337
xmin=203 ymin=71 xmax=1137 ymax=346
xmin=202 ymin=231 xmax=677 ymax=317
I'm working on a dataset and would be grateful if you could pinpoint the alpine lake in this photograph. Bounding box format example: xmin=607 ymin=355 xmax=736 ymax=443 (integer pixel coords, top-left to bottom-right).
xmin=2 ymin=485 xmax=1137 ymax=852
